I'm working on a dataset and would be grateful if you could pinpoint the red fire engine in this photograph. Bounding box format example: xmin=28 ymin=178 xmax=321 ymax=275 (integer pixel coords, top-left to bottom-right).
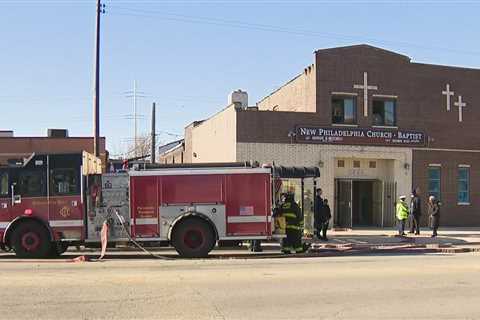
xmin=0 ymin=152 xmax=319 ymax=258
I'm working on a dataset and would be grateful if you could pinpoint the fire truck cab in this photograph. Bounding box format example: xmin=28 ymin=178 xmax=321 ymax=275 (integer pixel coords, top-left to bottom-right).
xmin=0 ymin=152 xmax=101 ymax=257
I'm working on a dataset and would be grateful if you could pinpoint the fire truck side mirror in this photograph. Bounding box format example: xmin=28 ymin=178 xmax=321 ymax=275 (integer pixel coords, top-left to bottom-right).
xmin=13 ymin=195 xmax=21 ymax=204
xmin=11 ymin=184 xmax=21 ymax=205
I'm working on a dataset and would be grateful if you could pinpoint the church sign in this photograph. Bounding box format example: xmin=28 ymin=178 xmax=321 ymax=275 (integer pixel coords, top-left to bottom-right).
xmin=295 ymin=126 xmax=426 ymax=147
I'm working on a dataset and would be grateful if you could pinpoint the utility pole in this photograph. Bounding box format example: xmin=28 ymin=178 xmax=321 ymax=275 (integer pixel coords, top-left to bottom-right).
xmin=93 ymin=0 xmax=105 ymax=158
xmin=151 ymin=102 xmax=156 ymax=164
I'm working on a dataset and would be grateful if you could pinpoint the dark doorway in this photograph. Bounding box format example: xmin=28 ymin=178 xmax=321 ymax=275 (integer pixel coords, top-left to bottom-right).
xmin=352 ymin=181 xmax=373 ymax=226
xmin=335 ymin=179 xmax=383 ymax=228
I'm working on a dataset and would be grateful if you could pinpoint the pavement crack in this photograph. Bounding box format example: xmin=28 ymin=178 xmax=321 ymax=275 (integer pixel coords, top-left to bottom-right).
xmin=191 ymin=287 xmax=226 ymax=320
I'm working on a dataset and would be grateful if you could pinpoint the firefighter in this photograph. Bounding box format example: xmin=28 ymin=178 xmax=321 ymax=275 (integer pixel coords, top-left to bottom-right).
xmin=280 ymin=191 xmax=305 ymax=254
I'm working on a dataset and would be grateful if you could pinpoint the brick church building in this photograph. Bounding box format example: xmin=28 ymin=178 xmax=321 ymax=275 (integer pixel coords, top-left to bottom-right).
xmin=161 ymin=44 xmax=480 ymax=228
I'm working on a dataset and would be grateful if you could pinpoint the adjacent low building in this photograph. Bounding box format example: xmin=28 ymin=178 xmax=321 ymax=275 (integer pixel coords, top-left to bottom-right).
xmin=160 ymin=44 xmax=480 ymax=228
xmin=158 ymin=139 xmax=185 ymax=164
xmin=0 ymin=129 xmax=107 ymax=171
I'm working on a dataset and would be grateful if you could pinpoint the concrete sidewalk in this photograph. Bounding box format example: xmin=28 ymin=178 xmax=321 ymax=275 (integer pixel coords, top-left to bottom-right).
xmin=308 ymin=227 xmax=480 ymax=254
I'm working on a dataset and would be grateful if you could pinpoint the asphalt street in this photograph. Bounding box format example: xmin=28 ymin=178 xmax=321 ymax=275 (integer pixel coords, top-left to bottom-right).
xmin=1 ymin=252 xmax=480 ymax=320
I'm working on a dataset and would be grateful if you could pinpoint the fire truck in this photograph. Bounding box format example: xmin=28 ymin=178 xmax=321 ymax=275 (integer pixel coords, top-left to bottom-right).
xmin=0 ymin=152 xmax=319 ymax=258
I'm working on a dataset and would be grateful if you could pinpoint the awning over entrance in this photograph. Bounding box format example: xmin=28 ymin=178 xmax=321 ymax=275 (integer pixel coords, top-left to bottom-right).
xmin=273 ymin=166 xmax=320 ymax=179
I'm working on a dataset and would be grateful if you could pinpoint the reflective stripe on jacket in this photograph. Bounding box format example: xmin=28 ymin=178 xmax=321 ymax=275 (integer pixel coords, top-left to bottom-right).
xmin=396 ymin=202 xmax=409 ymax=220
xmin=281 ymin=202 xmax=301 ymax=228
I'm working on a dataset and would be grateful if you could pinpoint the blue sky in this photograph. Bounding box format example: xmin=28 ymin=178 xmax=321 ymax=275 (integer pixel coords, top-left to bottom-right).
xmin=1 ymin=0 xmax=479 ymax=156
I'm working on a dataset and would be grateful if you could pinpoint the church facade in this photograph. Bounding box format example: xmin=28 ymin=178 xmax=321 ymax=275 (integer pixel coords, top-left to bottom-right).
xmin=174 ymin=44 xmax=480 ymax=228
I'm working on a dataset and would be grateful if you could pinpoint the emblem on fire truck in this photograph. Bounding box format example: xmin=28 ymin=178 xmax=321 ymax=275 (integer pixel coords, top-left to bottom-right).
xmin=59 ymin=206 xmax=71 ymax=218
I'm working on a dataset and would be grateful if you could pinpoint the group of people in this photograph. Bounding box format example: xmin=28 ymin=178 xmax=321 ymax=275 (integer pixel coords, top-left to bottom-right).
xmin=396 ymin=187 xmax=441 ymax=238
xmin=275 ymin=186 xmax=441 ymax=255
xmin=275 ymin=188 xmax=332 ymax=254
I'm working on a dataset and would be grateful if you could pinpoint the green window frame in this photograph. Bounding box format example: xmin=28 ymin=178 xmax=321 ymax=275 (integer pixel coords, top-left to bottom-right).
xmin=458 ymin=167 xmax=470 ymax=204
xmin=428 ymin=166 xmax=441 ymax=201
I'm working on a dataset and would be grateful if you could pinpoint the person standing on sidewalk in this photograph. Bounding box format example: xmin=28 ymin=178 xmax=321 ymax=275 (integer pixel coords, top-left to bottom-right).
xmin=409 ymin=187 xmax=422 ymax=235
xmin=428 ymin=196 xmax=441 ymax=237
xmin=319 ymin=199 xmax=332 ymax=241
xmin=314 ymin=188 xmax=324 ymax=239
xmin=396 ymin=196 xmax=409 ymax=236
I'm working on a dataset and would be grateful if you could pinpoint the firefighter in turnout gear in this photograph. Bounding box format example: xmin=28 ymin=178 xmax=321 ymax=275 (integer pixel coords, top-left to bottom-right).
xmin=280 ymin=192 xmax=305 ymax=254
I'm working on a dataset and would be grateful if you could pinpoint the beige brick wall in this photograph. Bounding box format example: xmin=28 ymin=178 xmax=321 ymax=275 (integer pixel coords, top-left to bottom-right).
xmin=237 ymin=142 xmax=413 ymax=224
xmin=191 ymin=106 xmax=237 ymax=163
xmin=184 ymin=123 xmax=194 ymax=163
xmin=257 ymin=64 xmax=316 ymax=112
xmin=159 ymin=147 xmax=184 ymax=164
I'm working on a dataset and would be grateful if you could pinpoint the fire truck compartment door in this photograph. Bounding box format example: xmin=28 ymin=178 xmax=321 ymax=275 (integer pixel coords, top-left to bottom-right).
xmin=160 ymin=204 xmax=226 ymax=239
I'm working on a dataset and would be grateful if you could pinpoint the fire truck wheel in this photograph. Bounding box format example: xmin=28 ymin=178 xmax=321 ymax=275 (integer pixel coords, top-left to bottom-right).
xmin=11 ymin=221 xmax=52 ymax=258
xmin=172 ymin=218 xmax=215 ymax=258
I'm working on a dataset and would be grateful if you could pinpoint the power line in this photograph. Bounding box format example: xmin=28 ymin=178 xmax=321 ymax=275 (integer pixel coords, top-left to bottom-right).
xmin=109 ymin=5 xmax=480 ymax=57
xmin=5 ymin=0 xmax=478 ymax=3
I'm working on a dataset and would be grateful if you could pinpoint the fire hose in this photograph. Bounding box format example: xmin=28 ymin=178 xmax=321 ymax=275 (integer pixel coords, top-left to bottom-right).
xmin=96 ymin=209 xmax=172 ymax=260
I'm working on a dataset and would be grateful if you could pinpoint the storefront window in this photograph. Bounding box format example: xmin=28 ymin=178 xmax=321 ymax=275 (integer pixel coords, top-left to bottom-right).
xmin=428 ymin=167 xmax=441 ymax=200
xmin=373 ymin=99 xmax=396 ymax=126
xmin=332 ymin=96 xmax=357 ymax=125
xmin=458 ymin=167 xmax=470 ymax=204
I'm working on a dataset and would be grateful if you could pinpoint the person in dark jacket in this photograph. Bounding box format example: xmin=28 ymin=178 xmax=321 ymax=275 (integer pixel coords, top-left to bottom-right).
xmin=409 ymin=187 xmax=422 ymax=235
xmin=320 ymin=199 xmax=332 ymax=241
xmin=314 ymin=188 xmax=324 ymax=239
xmin=428 ymin=195 xmax=440 ymax=237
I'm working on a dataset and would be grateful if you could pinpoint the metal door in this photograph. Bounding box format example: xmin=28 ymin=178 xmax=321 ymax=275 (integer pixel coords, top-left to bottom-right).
xmin=372 ymin=180 xmax=383 ymax=227
xmin=335 ymin=179 xmax=352 ymax=228
xmin=382 ymin=181 xmax=397 ymax=227
xmin=130 ymin=176 xmax=160 ymax=238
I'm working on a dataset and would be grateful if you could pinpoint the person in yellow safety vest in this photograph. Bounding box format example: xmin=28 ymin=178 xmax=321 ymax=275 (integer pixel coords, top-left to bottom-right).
xmin=280 ymin=192 xmax=305 ymax=254
xmin=396 ymin=195 xmax=409 ymax=236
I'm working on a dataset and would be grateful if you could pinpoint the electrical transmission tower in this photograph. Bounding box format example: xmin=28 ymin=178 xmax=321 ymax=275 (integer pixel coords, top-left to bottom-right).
xmin=125 ymin=80 xmax=147 ymax=157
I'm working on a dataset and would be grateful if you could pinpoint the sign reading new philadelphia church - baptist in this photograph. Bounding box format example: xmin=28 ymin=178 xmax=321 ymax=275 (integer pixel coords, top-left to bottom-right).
xmin=296 ymin=126 xmax=426 ymax=147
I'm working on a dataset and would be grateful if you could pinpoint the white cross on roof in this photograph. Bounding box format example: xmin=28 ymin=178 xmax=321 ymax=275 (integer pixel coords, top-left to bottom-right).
xmin=442 ymin=84 xmax=454 ymax=111
xmin=354 ymin=72 xmax=378 ymax=117
xmin=454 ymin=95 xmax=467 ymax=122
